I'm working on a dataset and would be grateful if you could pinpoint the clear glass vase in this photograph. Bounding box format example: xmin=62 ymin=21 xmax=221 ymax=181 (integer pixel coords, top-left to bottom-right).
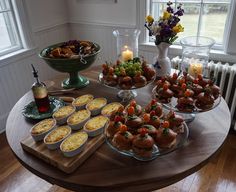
xmin=180 ymin=36 xmax=215 ymax=78
xmin=113 ymin=29 xmax=140 ymax=62
xmin=112 ymin=29 xmax=141 ymax=102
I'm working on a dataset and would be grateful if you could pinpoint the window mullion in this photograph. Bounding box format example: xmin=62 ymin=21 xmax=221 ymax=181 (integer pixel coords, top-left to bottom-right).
xmin=0 ymin=9 xmax=11 ymax=13
xmin=3 ymin=12 xmax=18 ymax=46
xmin=6 ymin=0 xmax=21 ymax=47
xmin=197 ymin=0 xmax=204 ymax=37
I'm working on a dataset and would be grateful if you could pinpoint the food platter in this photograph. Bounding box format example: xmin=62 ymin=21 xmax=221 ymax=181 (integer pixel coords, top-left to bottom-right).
xmin=98 ymin=58 xmax=156 ymax=102
xmin=105 ymin=122 xmax=189 ymax=161
xmin=151 ymin=72 xmax=222 ymax=122
xmin=152 ymin=85 xmax=221 ymax=113
xmin=98 ymin=72 xmax=155 ymax=102
xmin=103 ymin=99 xmax=190 ymax=161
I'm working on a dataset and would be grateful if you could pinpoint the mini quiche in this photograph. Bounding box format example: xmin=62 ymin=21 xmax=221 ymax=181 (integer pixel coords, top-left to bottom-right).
xmin=101 ymin=102 xmax=124 ymax=117
xmin=52 ymin=105 xmax=75 ymax=125
xmin=60 ymin=131 xmax=88 ymax=157
xmin=86 ymin=98 xmax=107 ymax=116
xmin=67 ymin=109 xmax=91 ymax=130
xmin=72 ymin=94 xmax=94 ymax=110
xmin=44 ymin=125 xmax=71 ymax=150
xmin=30 ymin=118 xmax=56 ymax=142
xmin=84 ymin=115 xmax=109 ymax=137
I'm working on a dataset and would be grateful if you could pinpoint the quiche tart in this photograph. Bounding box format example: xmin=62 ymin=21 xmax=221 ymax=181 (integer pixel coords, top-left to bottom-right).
xmin=67 ymin=109 xmax=91 ymax=130
xmin=60 ymin=131 xmax=88 ymax=157
xmin=30 ymin=118 xmax=56 ymax=141
xmin=86 ymin=98 xmax=107 ymax=116
xmin=72 ymin=94 xmax=94 ymax=110
xmin=84 ymin=115 xmax=109 ymax=137
xmin=52 ymin=105 xmax=75 ymax=125
xmin=44 ymin=125 xmax=71 ymax=150
xmin=101 ymin=102 xmax=123 ymax=117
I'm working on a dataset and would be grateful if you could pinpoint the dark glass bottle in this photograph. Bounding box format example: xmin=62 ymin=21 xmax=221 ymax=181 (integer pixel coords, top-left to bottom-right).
xmin=31 ymin=64 xmax=50 ymax=113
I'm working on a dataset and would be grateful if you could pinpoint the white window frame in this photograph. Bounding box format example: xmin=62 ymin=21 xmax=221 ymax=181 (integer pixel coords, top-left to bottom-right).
xmin=0 ymin=0 xmax=22 ymax=56
xmin=137 ymin=0 xmax=236 ymax=63
xmin=0 ymin=0 xmax=35 ymax=65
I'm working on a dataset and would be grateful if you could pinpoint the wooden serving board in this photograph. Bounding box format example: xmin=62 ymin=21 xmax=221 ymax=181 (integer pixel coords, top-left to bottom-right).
xmin=21 ymin=134 xmax=104 ymax=173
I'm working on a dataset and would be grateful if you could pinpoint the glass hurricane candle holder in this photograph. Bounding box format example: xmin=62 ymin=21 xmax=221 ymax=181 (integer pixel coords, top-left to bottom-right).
xmin=113 ymin=29 xmax=140 ymax=62
xmin=180 ymin=36 xmax=215 ymax=78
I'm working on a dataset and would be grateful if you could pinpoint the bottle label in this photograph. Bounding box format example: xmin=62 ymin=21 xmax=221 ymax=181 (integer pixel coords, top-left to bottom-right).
xmin=32 ymin=86 xmax=48 ymax=99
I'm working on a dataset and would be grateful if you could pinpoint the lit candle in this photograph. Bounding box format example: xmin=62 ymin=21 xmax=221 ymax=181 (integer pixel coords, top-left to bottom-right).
xmin=188 ymin=63 xmax=203 ymax=78
xmin=121 ymin=46 xmax=133 ymax=62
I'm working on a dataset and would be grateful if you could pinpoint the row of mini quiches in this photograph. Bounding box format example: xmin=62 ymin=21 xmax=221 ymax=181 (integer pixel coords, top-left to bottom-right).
xmin=52 ymin=95 xmax=123 ymax=127
xmin=72 ymin=94 xmax=124 ymax=116
xmin=30 ymin=115 xmax=109 ymax=157
xmin=72 ymin=94 xmax=107 ymax=116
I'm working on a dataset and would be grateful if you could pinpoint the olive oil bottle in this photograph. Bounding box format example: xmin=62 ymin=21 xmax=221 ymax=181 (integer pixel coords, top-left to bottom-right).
xmin=31 ymin=64 xmax=50 ymax=113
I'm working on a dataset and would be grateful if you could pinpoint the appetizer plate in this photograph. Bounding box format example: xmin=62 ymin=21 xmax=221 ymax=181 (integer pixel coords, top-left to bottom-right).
xmin=105 ymin=122 xmax=189 ymax=161
xmin=152 ymin=86 xmax=221 ymax=122
xmin=98 ymin=72 xmax=155 ymax=102
xmin=22 ymin=97 xmax=65 ymax=120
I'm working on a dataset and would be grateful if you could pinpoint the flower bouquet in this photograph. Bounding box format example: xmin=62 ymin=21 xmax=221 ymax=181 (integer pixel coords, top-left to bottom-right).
xmin=145 ymin=1 xmax=184 ymax=46
xmin=144 ymin=1 xmax=184 ymax=77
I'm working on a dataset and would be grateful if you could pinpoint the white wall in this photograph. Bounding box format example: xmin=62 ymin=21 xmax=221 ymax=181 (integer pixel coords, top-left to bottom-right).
xmin=24 ymin=0 xmax=68 ymax=32
xmin=68 ymin=0 xmax=139 ymax=65
xmin=68 ymin=0 xmax=136 ymax=27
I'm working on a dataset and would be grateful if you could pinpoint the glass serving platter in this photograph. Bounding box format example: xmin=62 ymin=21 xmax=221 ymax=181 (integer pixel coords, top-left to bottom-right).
xmin=152 ymin=85 xmax=221 ymax=122
xmin=98 ymin=72 xmax=155 ymax=102
xmin=104 ymin=122 xmax=189 ymax=161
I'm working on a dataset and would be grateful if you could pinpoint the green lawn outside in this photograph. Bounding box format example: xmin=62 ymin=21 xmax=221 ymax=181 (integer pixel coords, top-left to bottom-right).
xmin=177 ymin=13 xmax=228 ymax=44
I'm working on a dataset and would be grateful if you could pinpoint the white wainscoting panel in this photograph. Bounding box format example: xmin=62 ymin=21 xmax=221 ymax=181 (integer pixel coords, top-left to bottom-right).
xmin=0 ymin=24 xmax=70 ymax=133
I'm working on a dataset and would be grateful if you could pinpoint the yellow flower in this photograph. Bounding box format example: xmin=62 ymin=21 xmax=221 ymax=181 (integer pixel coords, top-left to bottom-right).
xmin=163 ymin=11 xmax=171 ymax=20
xmin=172 ymin=24 xmax=184 ymax=33
xmin=145 ymin=15 xmax=154 ymax=24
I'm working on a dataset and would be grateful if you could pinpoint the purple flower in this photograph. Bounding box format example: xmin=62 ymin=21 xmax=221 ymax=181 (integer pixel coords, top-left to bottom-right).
xmin=174 ymin=9 xmax=184 ymax=16
xmin=167 ymin=6 xmax=174 ymax=13
xmin=159 ymin=22 xmax=165 ymax=27
xmin=169 ymin=16 xmax=180 ymax=27
xmin=167 ymin=1 xmax=173 ymax=6
xmin=160 ymin=26 xmax=172 ymax=37
xmin=177 ymin=4 xmax=183 ymax=9
xmin=175 ymin=4 xmax=184 ymax=16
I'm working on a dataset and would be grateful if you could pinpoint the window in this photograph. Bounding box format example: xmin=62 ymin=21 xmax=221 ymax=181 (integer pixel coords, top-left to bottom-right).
xmin=0 ymin=0 xmax=22 ymax=56
xmin=149 ymin=0 xmax=230 ymax=49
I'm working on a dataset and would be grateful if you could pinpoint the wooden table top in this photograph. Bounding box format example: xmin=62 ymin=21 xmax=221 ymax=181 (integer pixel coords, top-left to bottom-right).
xmin=6 ymin=67 xmax=231 ymax=192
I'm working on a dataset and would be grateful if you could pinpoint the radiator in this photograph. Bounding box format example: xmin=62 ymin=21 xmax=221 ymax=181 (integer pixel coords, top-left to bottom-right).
xmin=171 ymin=56 xmax=236 ymax=130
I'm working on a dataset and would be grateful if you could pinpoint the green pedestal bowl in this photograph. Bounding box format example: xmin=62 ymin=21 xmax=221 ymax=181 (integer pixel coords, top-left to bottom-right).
xmin=39 ymin=42 xmax=101 ymax=89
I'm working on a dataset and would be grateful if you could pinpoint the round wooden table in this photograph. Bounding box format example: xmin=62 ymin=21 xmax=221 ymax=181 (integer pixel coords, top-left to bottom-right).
xmin=6 ymin=67 xmax=231 ymax=192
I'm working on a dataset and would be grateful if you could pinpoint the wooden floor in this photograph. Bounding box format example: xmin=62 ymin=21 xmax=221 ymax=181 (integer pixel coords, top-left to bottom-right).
xmin=1 ymin=132 xmax=236 ymax=192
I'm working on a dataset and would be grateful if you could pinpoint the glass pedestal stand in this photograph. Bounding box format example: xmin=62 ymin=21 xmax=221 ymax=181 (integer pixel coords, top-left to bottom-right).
xmin=61 ymin=72 xmax=89 ymax=89
xmin=117 ymin=90 xmax=137 ymax=102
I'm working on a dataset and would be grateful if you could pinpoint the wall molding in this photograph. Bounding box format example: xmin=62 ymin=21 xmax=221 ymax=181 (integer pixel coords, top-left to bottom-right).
xmin=33 ymin=21 xmax=68 ymax=33
xmin=69 ymin=20 xmax=136 ymax=29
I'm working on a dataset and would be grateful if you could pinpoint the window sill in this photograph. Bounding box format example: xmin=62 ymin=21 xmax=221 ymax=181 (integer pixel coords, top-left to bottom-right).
xmin=0 ymin=47 xmax=37 ymax=68
xmin=139 ymin=43 xmax=236 ymax=64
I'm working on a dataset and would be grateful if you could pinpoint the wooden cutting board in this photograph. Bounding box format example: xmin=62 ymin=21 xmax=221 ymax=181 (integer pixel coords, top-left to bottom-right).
xmin=21 ymin=134 xmax=104 ymax=173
